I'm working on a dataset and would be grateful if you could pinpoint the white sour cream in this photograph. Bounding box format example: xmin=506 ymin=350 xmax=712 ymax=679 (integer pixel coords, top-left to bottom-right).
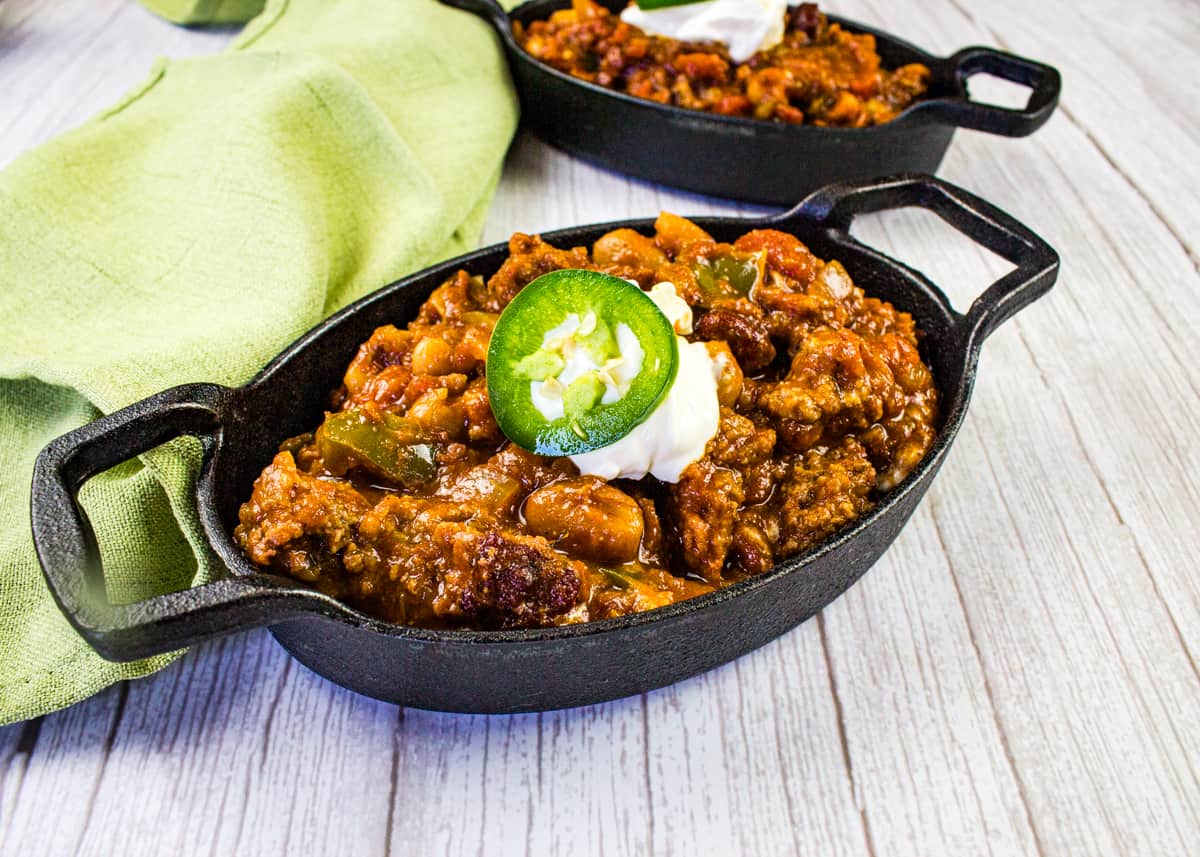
xmin=620 ymin=0 xmax=789 ymax=64
xmin=567 ymin=283 xmax=720 ymax=483
xmin=647 ymin=281 xmax=694 ymax=333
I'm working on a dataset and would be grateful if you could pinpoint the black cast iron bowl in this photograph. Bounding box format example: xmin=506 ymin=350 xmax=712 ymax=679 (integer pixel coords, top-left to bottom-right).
xmin=31 ymin=174 xmax=1058 ymax=713
xmin=441 ymin=0 xmax=1061 ymax=204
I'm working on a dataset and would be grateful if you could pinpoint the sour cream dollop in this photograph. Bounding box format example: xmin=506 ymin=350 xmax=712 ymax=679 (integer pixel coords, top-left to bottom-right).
xmin=620 ymin=0 xmax=789 ymax=64
xmin=567 ymin=282 xmax=720 ymax=483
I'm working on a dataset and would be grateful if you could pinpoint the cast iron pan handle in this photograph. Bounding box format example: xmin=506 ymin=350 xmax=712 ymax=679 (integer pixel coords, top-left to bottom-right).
xmin=437 ymin=0 xmax=511 ymax=33
xmin=796 ymin=173 xmax=1059 ymax=346
xmin=31 ymin=383 xmax=324 ymax=662
xmin=928 ymin=47 xmax=1061 ymax=137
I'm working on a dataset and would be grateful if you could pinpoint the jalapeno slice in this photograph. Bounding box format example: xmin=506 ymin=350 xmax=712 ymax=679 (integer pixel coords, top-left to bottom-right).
xmin=635 ymin=0 xmax=708 ymax=9
xmin=487 ymin=269 xmax=679 ymax=456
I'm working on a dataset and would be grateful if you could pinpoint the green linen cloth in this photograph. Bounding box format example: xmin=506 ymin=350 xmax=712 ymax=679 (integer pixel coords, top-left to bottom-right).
xmin=0 ymin=0 xmax=518 ymax=724
xmin=142 ymin=0 xmax=266 ymax=24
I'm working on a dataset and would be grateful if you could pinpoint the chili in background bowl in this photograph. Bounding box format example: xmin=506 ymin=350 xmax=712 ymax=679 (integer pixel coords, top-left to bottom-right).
xmin=31 ymin=174 xmax=1059 ymax=713
xmin=516 ymin=1 xmax=933 ymax=128
xmin=439 ymin=0 xmax=1061 ymax=204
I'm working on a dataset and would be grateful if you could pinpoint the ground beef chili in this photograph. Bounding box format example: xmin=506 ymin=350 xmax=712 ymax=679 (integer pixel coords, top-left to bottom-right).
xmin=514 ymin=0 xmax=930 ymax=126
xmin=235 ymin=215 xmax=939 ymax=630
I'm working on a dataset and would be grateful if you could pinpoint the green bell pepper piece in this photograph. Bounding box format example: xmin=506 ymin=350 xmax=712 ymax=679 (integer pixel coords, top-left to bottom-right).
xmin=316 ymin=409 xmax=436 ymax=487
xmin=693 ymin=251 xmax=763 ymax=299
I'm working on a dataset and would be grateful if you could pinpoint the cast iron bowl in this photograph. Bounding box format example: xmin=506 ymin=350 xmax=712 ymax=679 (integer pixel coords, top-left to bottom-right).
xmin=31 ymin=174 xmax=1058 ymax=713
xmin=440 ymin=0 xmax=1061 ymax=204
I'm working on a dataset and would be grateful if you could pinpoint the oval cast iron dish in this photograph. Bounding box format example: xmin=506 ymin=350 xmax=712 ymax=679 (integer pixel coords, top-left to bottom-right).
xmin=439 ymin=0 xmax=1062 ymax=204
xmin=30 ymin=174 xmax=1059 ymax=714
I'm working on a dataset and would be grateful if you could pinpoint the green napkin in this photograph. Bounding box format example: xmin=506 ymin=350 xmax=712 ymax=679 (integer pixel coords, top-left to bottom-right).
xmin=142 ymin=0 xmax=266 ymax=24
xmin=0 ymin=0 xmax=517 ymax=724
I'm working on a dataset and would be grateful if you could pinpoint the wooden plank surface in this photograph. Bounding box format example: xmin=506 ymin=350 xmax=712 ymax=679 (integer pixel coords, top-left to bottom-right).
xmin=2 ymin=0 xmax=1198 ymax=855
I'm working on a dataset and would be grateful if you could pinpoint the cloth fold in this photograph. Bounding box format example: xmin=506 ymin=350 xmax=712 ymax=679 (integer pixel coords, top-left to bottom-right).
xmin=141 ymin=0 xmax=266 ymax=25
xmin=0 ymin=0 xmax=518 ymax=724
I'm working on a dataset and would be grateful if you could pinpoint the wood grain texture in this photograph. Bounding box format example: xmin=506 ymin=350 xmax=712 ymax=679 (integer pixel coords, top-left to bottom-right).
xmin=2 ymin=0 xmax=1199 ymax=855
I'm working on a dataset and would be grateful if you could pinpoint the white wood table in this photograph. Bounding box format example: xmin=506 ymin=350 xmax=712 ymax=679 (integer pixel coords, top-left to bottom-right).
xmin=2 ymin=1 xmax=1198 ymax=854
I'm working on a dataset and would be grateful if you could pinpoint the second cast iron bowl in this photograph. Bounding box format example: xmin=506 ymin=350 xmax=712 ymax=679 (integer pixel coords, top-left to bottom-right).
xmin=31 ymin=174 xmax=1058 ymax=713
xmin=440 ymin=0 xmax=1061 ymax=204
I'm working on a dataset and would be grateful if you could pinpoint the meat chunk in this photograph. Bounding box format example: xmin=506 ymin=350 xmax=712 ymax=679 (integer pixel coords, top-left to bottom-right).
xmin=486 ymin=233 xmax=589 ymax=310
xmin=451 ymin=532 xmax=586 ymax=629
xmin=673 ymin=52 xmax=730 ymax=82
xmin=730 ymin=517 xmax=775 ymax=576
xmin=854 ymin=332 xmax=938 ymax=489
xmin=417 ymin=270 xmax=487 ymax=324
xmin=789 ymin=3 xmax=821 ymax=40
xmin=707 ymin=407 xmax=776 ymax=469
xmin=341 ymin=325 xmax=414 ymax=402
xmin=758 ymin=328 xmax=904 ymax=450
xmin=234 ymin=452 xmax=372 ymax=583
xmin=694 ymin=307 xmax=776 ymax=373
xmin=658 ymin=408 xmax=780 ymax=582
xmin=734 ymin=229 xmax=818 ymax=286
xmin=775 ymin=439 xmax=875 ymax=556
xmin=663 ymin=458 xmax=744 ymax=583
